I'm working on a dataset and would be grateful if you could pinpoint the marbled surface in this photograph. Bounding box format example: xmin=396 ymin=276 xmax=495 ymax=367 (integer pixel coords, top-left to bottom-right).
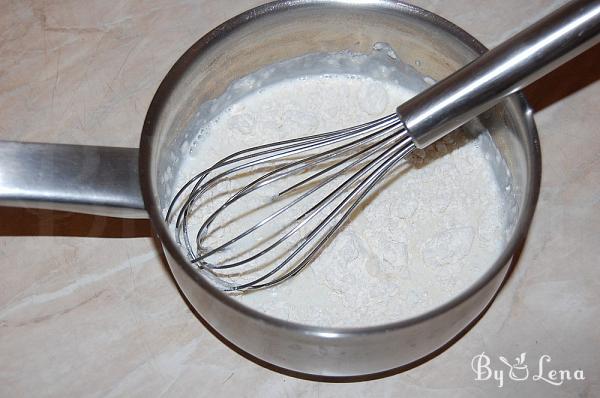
xmin=1 ymin=0 xmax=598 ymax=397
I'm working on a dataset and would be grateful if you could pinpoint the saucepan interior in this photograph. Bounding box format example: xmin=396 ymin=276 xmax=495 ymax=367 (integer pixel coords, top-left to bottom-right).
xmin=140 ymin=0 xmax=540 ymax=376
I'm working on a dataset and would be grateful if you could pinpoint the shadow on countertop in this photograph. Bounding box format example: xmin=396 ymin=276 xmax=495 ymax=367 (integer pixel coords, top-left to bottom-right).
xmin=524 ymin=43 xmax=599 ymax=112
xmin=0 ymin=206 xmax=152 ymax=238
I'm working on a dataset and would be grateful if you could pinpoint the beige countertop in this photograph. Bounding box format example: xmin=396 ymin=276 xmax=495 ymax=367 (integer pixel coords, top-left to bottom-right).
xmin=1 ymin=0 xmax=598 ymax=396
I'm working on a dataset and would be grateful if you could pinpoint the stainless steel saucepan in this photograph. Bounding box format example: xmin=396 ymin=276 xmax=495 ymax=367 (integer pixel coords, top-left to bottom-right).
xmin=0 ymin=0 xmax=548 ymax=377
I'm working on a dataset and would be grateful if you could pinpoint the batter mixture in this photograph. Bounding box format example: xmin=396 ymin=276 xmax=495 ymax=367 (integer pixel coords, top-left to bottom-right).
xmin=170 ymin=50 xmax=511 ymax=327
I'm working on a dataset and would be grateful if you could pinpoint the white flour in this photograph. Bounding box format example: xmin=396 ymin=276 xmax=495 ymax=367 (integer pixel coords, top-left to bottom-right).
xmin=172 ymin=66 xmax=509 ymax=328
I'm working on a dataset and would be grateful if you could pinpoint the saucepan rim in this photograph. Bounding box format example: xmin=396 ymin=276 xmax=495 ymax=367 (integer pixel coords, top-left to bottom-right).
xmin=139 ymin=0 xmax=541 ymax=336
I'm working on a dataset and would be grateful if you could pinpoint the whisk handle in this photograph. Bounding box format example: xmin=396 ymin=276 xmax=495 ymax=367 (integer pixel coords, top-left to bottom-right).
xmin=397 ymin=0 xmax=600 ymax=148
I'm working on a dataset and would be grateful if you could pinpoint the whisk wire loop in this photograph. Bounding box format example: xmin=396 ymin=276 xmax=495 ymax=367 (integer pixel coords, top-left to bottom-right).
xmin=167 ymin=113 xmax=415 ymax=291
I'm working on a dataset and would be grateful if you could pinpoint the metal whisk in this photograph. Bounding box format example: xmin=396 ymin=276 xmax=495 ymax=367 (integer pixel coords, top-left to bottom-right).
xmin=166 ymin=0 xmax=599 ymax=291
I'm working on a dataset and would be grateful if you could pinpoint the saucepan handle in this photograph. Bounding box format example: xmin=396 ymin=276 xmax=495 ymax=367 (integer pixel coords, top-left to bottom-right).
xmin=0 ymin=140 xmax=147 ymax=218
